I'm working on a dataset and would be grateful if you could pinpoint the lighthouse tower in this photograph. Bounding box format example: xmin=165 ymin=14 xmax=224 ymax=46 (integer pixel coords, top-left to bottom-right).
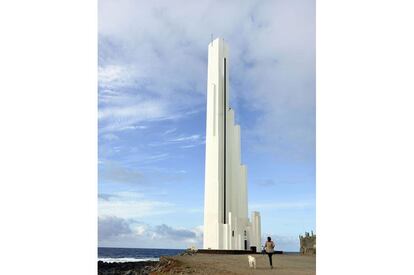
xmin=203 ymin=38 xmax=261 ymax=250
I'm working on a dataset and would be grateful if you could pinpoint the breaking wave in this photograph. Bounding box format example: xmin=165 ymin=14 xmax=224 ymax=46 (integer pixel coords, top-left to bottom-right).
xmin=98 ymin=257 xmax=159 ymax=263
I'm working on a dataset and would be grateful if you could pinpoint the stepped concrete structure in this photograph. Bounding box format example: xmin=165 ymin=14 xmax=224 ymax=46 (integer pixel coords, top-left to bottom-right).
xmin=203 ymin=38 xmax=261 ymax=250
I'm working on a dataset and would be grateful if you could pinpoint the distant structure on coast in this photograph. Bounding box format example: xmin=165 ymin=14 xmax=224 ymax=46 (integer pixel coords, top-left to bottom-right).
xmin=203 ymin=38 xmax=261 ymax=251
xmin=299 ymin=231 xmax=316 ymax=255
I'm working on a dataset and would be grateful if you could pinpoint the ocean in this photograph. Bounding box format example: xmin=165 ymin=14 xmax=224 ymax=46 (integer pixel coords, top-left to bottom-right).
xmin=98 ymin=247 xmax=185 ymax=263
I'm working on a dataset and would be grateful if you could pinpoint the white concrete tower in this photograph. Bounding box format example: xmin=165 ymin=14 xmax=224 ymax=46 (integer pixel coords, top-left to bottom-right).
xmin=203 ymin=38 xmax=261 ymax=250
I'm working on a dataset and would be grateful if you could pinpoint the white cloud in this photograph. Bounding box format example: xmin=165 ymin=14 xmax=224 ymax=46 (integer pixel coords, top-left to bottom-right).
xmin=98 ymin=215 xmax=203 ymax=249
xmin=162 ymin=128 xmax=176 ymax=135
xmin=148 ymin=134 xmax=204 ymax=149
xmin=99 ymin=100 xmax=167 ymax=127
xmin=134 ymin=224 xmax=148 ymax=236
xmin=169 ymin=134 xmax=200 ymax=142
xmin=98 ymin=191 xmax=175 ymax=219
xmin=98 ymin=65 xmax=125 ymax=87
xmin=98 ymin=0 xmax=315 ymax=161
xmin=180 ymin=144 xmax=197 ymax=149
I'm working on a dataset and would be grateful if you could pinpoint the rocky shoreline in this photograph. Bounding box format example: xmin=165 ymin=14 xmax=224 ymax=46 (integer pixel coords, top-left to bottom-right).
xmin=97 ymin=260 xmax=158 ymax=275
xmin=98 ymin=249 xmax=197 ymax=275
xmin=98 ymin=256 xmax=193 ymax=275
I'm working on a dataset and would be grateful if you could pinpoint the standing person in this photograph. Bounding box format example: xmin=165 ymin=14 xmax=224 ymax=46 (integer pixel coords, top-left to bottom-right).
xmin=264 ymin=236 xmax=275 ymax=269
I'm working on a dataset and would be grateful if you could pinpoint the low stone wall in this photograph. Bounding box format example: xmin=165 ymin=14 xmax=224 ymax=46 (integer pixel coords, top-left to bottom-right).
xmin=197 ymin=249 xmax=257 ymax=254
xmin=300 ymin=231 xmax=316 ymax=255
xmin=197 ymin=249 xmax=283 ymax=255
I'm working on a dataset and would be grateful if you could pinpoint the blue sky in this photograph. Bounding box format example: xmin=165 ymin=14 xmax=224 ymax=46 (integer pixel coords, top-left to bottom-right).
xmin=98 ymin=0 xmax=315 ymax=251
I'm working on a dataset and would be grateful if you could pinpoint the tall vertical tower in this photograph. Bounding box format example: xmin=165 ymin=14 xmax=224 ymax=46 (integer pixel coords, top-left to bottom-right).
xmin=203 ymin=38 xmax=261 ymax=250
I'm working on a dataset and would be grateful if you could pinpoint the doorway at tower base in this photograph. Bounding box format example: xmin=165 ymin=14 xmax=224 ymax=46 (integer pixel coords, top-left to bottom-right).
xmin=203 ymin=211 xmax=261 ymax=251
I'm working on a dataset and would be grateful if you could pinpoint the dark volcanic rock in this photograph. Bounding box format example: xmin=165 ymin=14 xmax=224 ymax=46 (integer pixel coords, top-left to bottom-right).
xmin=149 ymin=256 xmax=197 ymax=274
xmin=97 ymin=261 xmax=158 ymax=275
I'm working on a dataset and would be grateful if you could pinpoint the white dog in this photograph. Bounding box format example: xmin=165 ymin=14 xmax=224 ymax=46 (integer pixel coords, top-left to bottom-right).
xmin=248 ymin=255 xmax=256 ymax=269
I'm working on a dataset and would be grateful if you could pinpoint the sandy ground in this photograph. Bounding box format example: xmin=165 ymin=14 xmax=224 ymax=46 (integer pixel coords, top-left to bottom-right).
xmin=162 ymin=253 xmax=315 ymax=274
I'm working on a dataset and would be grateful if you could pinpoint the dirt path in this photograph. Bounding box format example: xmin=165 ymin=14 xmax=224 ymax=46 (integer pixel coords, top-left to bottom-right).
xmin=155 ymin=253 xmax=315 ymax=274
